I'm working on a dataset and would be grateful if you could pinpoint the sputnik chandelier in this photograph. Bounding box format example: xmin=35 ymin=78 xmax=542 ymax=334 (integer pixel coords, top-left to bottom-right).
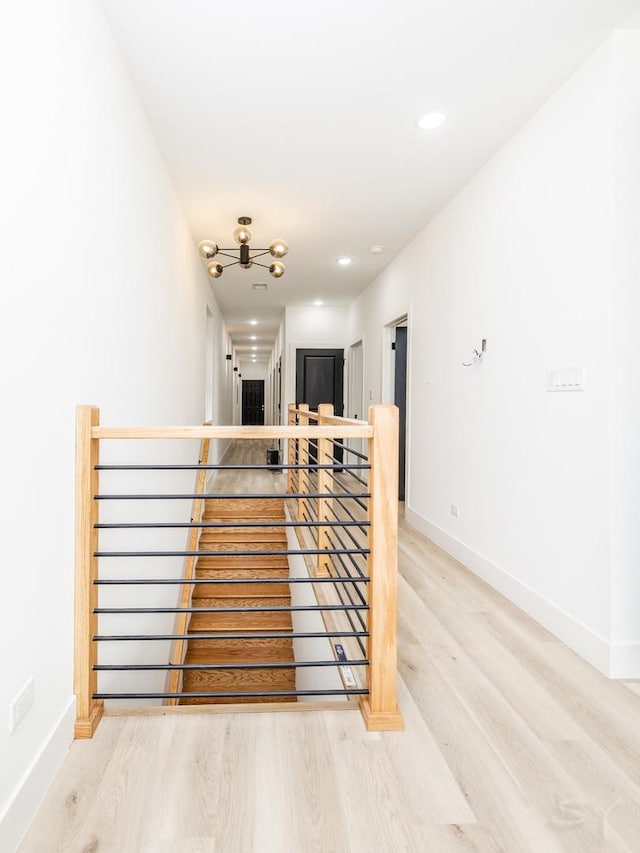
xmin=197 ymin=216 xmax=288 ymax=279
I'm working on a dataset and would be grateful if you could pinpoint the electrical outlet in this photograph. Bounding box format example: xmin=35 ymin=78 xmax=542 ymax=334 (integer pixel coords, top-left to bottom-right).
xmin=450 ymin=504 xmax=459 ymax=518
xmin=10 ymin=677 xmax=35 ymax=733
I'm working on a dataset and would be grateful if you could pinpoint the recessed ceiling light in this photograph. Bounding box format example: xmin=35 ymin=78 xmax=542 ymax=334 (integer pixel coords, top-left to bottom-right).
xmin=313 ymin=300 xmax=324 ymax=306
xmin=337 ymin=257 xmax=352 ymax=266
xmin=248 ymin=319 xmax=258 ymax=326
xmin=370 ymin=245 xmax=384 ymax=254
xmin=250 ymin=335 xmax=257 ymax=340
xmin=417 ymin=112 xmax=446 ymax=130
xmin=252 ymin=346 xmax=257 ymax=351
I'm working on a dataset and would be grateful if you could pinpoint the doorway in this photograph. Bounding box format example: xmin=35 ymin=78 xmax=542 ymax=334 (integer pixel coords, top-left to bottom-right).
xmin=296 ymin=348 xmax=344 ymax=462
xmin=348 ymin=340 xmax=364 ymax=457
xmin=393 ymin=326 xmax=408 ymax=501
xmin=242 ymin=380 xmax=265 ymax=425
xmin=295 ymin=349 xmax=344 ymax=414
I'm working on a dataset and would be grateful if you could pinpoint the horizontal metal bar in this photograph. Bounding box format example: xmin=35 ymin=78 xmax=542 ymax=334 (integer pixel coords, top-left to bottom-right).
xmin=94 ymin=630 xmax=370 ymax=641
xmin=94 ymin=659 xmax=369 ymax=671
xmin=95 ymin=548 xmax=370 ymax=558
xmin=93 ymin=688 xmax=369 ymax=699
xmin=94 ymin=576 xmax=370 ymax=585
xmin=96 ymin=463 xmax=369 ymax=471
xmin=94 ymin=604 xmax=369 ymax=614
xmin=95 ymin=492 xmax=370 ymax=501
xmin=95 ymin=519 xmax=370 ymax=529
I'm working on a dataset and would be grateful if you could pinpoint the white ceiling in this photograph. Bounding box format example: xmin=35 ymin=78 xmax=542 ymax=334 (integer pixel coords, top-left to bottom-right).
xmin=102 ymin=0 xmax=639 ymax=361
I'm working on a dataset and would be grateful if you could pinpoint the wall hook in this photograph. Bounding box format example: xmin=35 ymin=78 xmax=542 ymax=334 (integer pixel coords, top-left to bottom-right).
xmin=463 ymin=338 xmax=486 ymax=367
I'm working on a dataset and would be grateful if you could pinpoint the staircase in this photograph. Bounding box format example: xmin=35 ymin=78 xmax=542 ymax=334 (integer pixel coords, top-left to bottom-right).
xmin=180 ymin=496 xmax=297 ymax=704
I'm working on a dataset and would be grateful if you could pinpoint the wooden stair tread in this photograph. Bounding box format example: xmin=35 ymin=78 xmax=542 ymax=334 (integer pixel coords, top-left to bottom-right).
xmin=191 ymin=596 xmax=291 ymax=608
xmin=193 ymin=581 xmax=290 ymax=598
xmin=200 ymin=527 xmax=287 ymax=543
xmin=185 ymin=638 xmax=294 ymax=663
xmin=179 ymin=695 xmax=297 ymax=705
xmin=182 ymin=667 xmax=295 ymax=691
xmin=203 ymin=498 xmax=285 ymax=518
xmin=196 ymin=540 xmax=288 ymax=553
xmin=195 ymin=557 xmax=289 ymax=579
xmin=188 ymin=611 xmax=293 ymax=632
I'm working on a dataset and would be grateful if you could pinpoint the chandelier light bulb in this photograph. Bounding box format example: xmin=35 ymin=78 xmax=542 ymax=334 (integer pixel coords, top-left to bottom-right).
xmin=233 ymin=225 xmax=252 ymax=245
xmin=197 ymin=217 xmax=288 ymax=277
xmin=198 ymin=240 xmax=218 ymax=259
xmin=269 ymin=239 xmax=289 ymax=259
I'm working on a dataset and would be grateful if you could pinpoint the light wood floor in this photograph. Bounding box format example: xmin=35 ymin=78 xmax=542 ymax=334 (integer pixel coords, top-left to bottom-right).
xmin=18 ymin=442 xmax=640 ymax=852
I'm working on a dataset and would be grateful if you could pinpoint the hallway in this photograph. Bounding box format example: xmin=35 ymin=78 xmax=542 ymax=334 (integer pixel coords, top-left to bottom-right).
xmin=18 ymin=448 xmax=640 ymax=852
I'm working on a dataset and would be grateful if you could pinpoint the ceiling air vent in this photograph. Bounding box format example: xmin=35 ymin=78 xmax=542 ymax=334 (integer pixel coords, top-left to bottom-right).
xmin=252 ymin=282 xmax=268 ymax=291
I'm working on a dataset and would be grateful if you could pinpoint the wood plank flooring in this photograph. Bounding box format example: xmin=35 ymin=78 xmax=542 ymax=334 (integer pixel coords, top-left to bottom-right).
xmin=18 ymin=441 xmax=640 ymax=852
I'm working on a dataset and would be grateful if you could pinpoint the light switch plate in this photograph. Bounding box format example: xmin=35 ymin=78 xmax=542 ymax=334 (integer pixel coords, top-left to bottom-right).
xmin=547 ymin=366 xmax=585 ymax=392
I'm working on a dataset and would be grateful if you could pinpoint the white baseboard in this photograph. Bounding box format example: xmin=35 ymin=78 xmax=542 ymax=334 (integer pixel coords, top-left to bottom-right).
xmin=0 ymin=697 xmax=75 ymax=853
xmin=404 ymin=507 xmax=616 ymax=677
xmin=609 ymin=642 xmax=640 ymax=679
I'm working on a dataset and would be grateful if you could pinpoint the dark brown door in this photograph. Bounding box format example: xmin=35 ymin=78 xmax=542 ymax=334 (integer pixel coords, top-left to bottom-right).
xmin=242 ymin=380 xmax=265 ymax=425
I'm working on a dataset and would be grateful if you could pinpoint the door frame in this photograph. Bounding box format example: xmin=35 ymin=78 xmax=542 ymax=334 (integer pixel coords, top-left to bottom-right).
xmin=382 ymin=311 xmax=411 ymax=504
xmin=347 ymin=338 xmax=365 ymax=457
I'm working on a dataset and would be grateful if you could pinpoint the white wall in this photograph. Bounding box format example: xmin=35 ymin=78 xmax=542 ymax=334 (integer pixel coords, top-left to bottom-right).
xmin=283 ymin=305 xmax=349 ymax=410
xmin=0 ymin=1 xmax=231 ymax=848
xmin=609 ymin=31 xmax=640 ymax=676
xmin=349 ymin=36 xmax=625 ymax=675
xmin=239 ymin=362 xmax=268 ymax=381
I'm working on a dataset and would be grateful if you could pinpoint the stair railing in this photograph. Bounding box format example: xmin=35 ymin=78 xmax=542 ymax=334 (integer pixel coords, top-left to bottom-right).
xmin=74 ymin=404 xmax=402 ymax=737
xmin=287 ymin=403 xmax=403 ymax=731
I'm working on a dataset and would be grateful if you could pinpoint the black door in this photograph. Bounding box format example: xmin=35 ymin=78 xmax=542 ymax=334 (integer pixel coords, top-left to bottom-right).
xmin=394 ymin=327 xmax=407 ymax=501
xmin=296 ymin=349 xmax=344 ymax=462
xmin=295 ymin=349 xmax=344 ymax=414
xmin=242 ymin=380 xmax=265 ymax=425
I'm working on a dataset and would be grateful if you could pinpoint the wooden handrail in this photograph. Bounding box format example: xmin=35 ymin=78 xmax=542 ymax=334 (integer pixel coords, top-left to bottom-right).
xmin=165 ymin=426 xmax=212 ymax=705
xmin=74 ymin=406 xmax=104 ymax=738
xmin=92 ymin=425 xmax=372 ymax=439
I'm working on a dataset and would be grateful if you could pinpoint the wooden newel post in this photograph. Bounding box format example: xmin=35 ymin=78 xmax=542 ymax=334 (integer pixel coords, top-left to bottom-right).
xmin=316 ymin=403 xmax=334 ymax=576
xmin=287 ymin=404 xmax=297 ymax=494
xmin=74 ymin=406 xmax=104 ymax=738
xmin=360 ymin=404 xmax=404 ymax=731
xmin=297 ymin=403 xmax=310 ymax=521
